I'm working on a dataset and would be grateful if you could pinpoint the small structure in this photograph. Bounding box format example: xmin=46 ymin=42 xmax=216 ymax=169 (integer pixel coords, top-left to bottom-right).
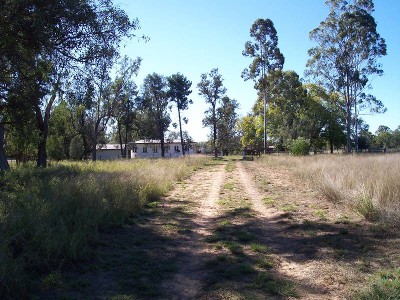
xmin=96 ymin=144 xmax=127 ymax=160
xmin=132 ymin=140 xmax=196 ymax=158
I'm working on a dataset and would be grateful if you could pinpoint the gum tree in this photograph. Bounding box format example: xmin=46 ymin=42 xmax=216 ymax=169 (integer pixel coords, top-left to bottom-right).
xmin=167 ymin=73 xmax=192 ymax=156
xmin=306 ymin=0 xmax=387 ymax=153
xmin=197 ymin=68 xmax=226 ymax=158
xmin=242 ymin=18 xmax=284 ymax=153
xmin=141 ymin=73 xmax=170 ymax=158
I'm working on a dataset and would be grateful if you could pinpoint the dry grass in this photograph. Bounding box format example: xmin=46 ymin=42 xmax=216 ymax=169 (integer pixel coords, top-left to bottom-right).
xmin=0 ymin=156 xmax=209 ymax=298
xmin=261 ymin=153 xmax=400 ymax=226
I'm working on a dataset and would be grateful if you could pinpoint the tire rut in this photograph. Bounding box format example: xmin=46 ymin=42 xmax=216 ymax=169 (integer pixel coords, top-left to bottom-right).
xmin=161 ymin=163 xmax=226 ymax=299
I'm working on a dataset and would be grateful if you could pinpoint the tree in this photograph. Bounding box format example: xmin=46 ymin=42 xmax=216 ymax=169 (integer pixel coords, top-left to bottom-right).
xmin=237 ymin=114 xmax=263 ymax=152
xmin=242 ymin=18 xmax=284 ymax=153
xmin=375 ymin=125 xmax=393 ymax=149
xmin=197 ymin=68 xmax=227 ymax=158
xmin=306 ymin=0 xmax=387 ymax=153
xmin=253 ymin=70 xmax=307 ymax=150
xmin=306 ymin=84 xmax=346 ymax=153
xmin=167 ymin=130 xmax=193 ymax=153
xmin=0 ymin=0 xmax=139 ymax=167
xmin=0 ymin=123 xmax=9 ymax=171
xmin=112 ymin=56 xmax=141 ymax=158
xmin=141 ymin=73 xmax=170 ymax=158
xmin=217 ymin=96 xmax=240 ymax=155
xmin=47 ymin=101 xmax=76 ymax=160
xmin=168 ymin=73 xmax=192 ymax=156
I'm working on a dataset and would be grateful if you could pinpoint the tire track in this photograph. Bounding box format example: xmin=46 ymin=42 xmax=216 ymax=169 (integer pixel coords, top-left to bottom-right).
xmin=161 ymin=162 xmax=226 ymax=299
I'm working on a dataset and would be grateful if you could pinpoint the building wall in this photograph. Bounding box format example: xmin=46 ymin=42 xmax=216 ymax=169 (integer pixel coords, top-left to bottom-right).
xmin=96 ymin=149 xmax=122 ymax=160
xmin=132 ymin=143 xmax=195 ymax=158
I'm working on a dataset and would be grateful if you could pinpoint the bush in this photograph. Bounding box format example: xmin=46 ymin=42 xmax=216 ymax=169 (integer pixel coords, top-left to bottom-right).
xmin=288 ymin=138 xmax=310 ymax=156
xmin=69 ymin=135 xmax=84 ymax=160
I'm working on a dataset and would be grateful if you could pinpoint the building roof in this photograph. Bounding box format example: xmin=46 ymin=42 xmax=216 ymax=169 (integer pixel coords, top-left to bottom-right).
xmin=134 ymin=139 xmax=196 ymax=145
xmin=96 ymin=144 xmax=123 ymax=150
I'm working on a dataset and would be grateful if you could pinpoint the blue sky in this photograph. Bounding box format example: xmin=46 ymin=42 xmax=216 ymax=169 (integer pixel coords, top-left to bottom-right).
xmin=116 ymin=0 xmax=399 ymax=142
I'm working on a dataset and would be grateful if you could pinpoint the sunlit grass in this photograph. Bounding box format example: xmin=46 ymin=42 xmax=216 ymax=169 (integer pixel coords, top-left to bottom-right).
xmin=259 ymin=153 xmax=400 ymax=226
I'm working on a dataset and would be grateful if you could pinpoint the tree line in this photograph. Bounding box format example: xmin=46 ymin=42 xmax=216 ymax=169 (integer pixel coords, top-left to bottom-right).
xmin=0 ymin=0 xmax=241 ymax=170
xmin=1 ymin=0 xmax=397 ymax=171
xmin=238 ymin=0 xmax=392 ymax=155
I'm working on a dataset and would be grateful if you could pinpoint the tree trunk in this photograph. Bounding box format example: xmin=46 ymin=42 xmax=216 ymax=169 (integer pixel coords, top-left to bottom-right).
xmin=35 ymin=76 xmax=60 ymax=167
xmin=37 ymin=137 xmax=47 ymax=167
xmin=178 ymin=107 xmax=185 ymax=156
xmin=91 ymin=124 xmax=98 ymax=161
xmin=91 ymin=138 xmax=97 ymax=161
xmin=35 ymin=108 xmax=48 ymax=168
xmin=0 ymin=124 xmax=10 ymax=171
xmin=346 ymin=102 xmax=352 ymax=154
xmin=213 ymin=104 xmax=217 ymax=158
xmin=159 ymin=122 xmax=165 ymax=158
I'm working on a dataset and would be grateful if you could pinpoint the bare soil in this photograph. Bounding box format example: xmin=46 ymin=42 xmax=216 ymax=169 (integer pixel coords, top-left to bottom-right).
xmin=38 ymin=157 xmax=400 ymax=300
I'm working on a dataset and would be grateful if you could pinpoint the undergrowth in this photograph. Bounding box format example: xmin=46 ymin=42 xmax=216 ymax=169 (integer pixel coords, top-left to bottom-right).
xmin=0 ymin=156 xmax=209 ymax=298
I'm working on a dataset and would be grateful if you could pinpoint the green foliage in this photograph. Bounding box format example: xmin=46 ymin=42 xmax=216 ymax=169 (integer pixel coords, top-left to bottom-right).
xmin=198 ymin=68 xmax=227 ymax=157
xmin=242 ymin=18 xmax=284 ymax=83
xmin=69 ymin=135 xmax=85 ymax=160
xmin=140 ymin=73 xmax=171 ymax=157
xmin=167 ymin=73 xmax=192 ymax=155
xmin=237 ymin=114 xmax=263 ymax=150
xmin=217 ymin=96 xmax=240 ymax=154
xmin=307 ymin=0 xmax=387 ymax=153
xmin=288 ymin=138 xmax=310 ymax=156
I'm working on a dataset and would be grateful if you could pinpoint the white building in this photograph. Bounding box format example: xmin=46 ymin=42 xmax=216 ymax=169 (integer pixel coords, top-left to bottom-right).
xmin=132 ymin=140 xmax=196 ymax=158
xmin=95 ymin=144 xmax=127 ymax=160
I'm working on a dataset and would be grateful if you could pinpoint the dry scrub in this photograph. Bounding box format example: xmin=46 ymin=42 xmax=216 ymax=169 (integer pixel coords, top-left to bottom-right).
xmin=259 ymin=154 xmax=400 ymax=225
xmin=294 ymin=154 xmax=400 ymax=225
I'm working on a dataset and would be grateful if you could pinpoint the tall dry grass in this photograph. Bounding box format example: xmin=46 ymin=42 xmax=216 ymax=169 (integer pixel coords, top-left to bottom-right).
xmin=0 ymin=156 xmax=209 ymax=298
xmin=262 ymin=154 xmax=400 ymax=225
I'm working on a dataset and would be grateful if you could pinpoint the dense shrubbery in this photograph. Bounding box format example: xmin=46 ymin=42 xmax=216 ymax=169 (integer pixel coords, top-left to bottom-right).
xmin=288 ymin=138 xmax=310 ymax=156
xmin=0 ymin=157 xmax=209 ymax=298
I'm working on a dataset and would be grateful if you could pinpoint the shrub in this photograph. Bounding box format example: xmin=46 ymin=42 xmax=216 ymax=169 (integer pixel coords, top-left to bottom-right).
xmin=69 ymin=135 xmax=84 ymax=160
xmin=288 ymin=138 xmax=310 ymax=156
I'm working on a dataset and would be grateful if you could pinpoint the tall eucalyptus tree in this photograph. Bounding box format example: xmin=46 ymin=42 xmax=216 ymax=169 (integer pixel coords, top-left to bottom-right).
xmin=306 ymin=0 xmax=387 ymax=153
xmin=242 ymin=18 xmax=284 ymax=153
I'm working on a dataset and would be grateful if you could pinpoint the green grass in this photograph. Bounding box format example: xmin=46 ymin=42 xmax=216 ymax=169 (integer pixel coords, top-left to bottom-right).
xmin=0 ymin=156 xmax=210 ymax=298
xmin=280 ymin=204 xmax=297 ymax=212
xmin=262 ymin=197 xmax=276 ymax=206
xmin=354 ymin=269 xmax=400 ymax=300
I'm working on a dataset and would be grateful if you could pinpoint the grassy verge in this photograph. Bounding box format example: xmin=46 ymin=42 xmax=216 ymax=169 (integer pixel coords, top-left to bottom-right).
xmin=0 ymin=156 xmax=209 ymax=298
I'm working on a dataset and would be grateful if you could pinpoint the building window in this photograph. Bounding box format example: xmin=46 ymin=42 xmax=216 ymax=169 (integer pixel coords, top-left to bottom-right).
xmin=133 ymin=147 xmax=137 ymax=153
xmin=165 ymin=146 xmax=170 ymax=153
xmin=143 ymin=147 xmax=147 ymax=153
xmin=174 ymin=145 xmax=180 ymax=152
xmin=152 ymin=146 xmax=158 ymax=153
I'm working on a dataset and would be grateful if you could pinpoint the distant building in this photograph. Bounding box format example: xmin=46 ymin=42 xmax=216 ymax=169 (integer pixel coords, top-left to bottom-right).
xmin=132 ymin=140 xmax=196 ymax=158
xmin=96 ymin=144 xmax=127 ymax=160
